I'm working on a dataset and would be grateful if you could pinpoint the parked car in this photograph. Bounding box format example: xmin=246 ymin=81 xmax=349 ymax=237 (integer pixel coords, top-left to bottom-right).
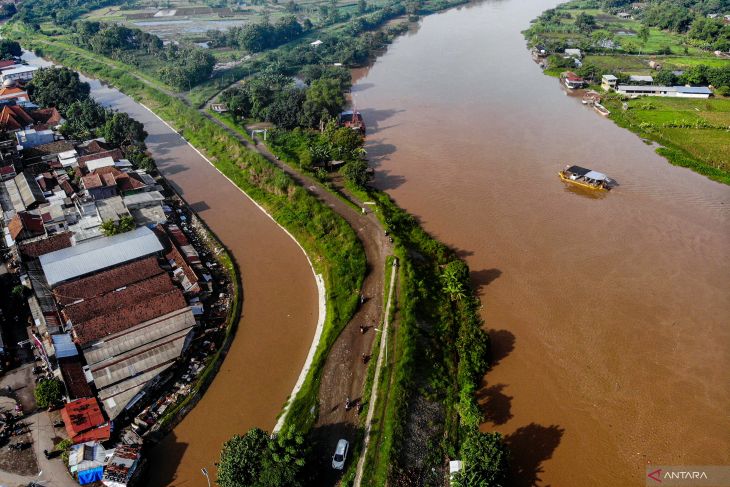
xmin=331 ymin=439 xmax=349 ymax=470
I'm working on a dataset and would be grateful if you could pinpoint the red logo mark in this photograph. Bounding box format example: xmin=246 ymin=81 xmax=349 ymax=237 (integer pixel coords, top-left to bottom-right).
xmin=648 ymin=469 xmax=662 ymax=483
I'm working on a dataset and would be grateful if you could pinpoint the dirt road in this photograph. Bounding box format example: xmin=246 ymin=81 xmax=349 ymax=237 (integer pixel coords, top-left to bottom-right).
xmin=202 ymin=112 xmax=392 ymax=485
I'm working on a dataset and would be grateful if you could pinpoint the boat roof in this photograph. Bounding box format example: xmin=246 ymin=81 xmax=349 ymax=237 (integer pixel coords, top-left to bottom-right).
xmin=566 ymin=165 xmax=591 ymax=176
xmin=585 ymin=170 xmax=607 ymax=181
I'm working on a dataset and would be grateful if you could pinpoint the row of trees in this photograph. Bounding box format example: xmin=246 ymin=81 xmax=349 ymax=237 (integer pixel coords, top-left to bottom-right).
xmin=207 ymin=15 xmax=307 ymax=52
xmin=27 ymin=67 xmax=155 ymax=170
xmin=72 ymin=21 xmax=215 ymax=90
xmin=16 ymin=0 xmax=122 ymax=25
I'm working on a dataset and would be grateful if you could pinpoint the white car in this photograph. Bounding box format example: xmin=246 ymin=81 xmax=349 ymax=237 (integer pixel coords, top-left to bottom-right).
xmin=331 ymin=439 xmax=349 ymax=470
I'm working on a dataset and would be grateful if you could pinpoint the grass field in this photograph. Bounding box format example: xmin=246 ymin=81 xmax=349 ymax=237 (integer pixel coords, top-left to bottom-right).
xmin=605 ymin=96 xmax=730 ymax=182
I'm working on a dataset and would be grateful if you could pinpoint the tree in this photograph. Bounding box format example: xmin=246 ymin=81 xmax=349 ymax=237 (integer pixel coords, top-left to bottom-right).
xmin=638 ymin=25 xmax=650 ymax=53
xmin=217 ymin=429 xmax=269 ymax=487
xmin=302 ymin=78 xmax=345 ymax=127
xmin=0 ymin=2 xmax=16 ymax=19
xmin=441 ymin=261 xmax=467 ymax=301
xmin=103 ymin=112 xmax=147 ymax=148
xmin=61 ymin=98 xmax=109 ymax=139
xmin=575 ymin=12 xmax=596 ymax=33
xmin=217 ymin=428 xmax=308 ymax=487
xmin=452 ymin=430 xmax=510 ymax=487
xmin=654 ymin=69 xmax=677 ymax=86
xmin=0 ymin=40 xmax=21 ymax=60
xmin=100 ymin=216 xmax=135 ymax=236
xmin=341 ymin=159 xmax=370 ymax=188
xmin=11 ymin=285 xmax=27 ymax=300
xmin=34 ymin=378 xmax=64 ymax=409
xmin=26 ymin=67 xmax=91 ymax=112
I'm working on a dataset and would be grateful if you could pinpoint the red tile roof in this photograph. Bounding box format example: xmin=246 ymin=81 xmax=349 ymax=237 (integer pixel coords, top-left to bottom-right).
xmin=60 ymin=397 xmax=109 ymax=443
xmin=73 ymin=288 xmax=188 ymax=346
xmin=18 ymin=232 xmax=73 ymax=258
xmin=0 ymin=105 xmax=33 ymax=131
xmin=78 ymin=140 xmax=113 ymax=156
xmin=81 ymin=173 xmax=103 ymax=189
xmin=0 ymin=87 xmax=29 ymax=102
xmin=53 ymin=256 xmax=163 ymax=306
xmin=62 ymin=272 xmax=176 ymax=325
xmin=59 ymin=357 xmax=94 ymax=400
xmin=31 ymin=107 xmax=63 ymax=128
xmin=0 ymin=60 xmax=16 ymax=69
xmin=8 ymin=211 xmax=45 ymax=241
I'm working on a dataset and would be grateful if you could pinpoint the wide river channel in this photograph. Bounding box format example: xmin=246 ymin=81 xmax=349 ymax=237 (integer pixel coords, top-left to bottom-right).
xmin=353 ymin=0 xmax=730 ymax=485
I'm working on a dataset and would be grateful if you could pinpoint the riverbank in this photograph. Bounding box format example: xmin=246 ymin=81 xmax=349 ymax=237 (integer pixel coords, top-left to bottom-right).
xmin=523 ymin=0 xmax=730 ymax=184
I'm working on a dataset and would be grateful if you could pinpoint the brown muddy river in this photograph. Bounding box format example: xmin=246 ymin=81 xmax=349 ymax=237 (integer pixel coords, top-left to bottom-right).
xmin=22 ymin=52 xmax=320 ymax=486
xmin=353 ymin=0 xmax=730 ymax=485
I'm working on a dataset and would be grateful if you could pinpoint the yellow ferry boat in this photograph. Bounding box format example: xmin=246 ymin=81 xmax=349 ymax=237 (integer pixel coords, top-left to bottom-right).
xmin=559 ymin=165 xmax=613 ymax=191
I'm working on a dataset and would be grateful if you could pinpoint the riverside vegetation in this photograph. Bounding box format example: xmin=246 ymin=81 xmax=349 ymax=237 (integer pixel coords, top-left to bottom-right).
xmin=524 ymin=0 xmax=730 ymax=184
xmin=4 ymin=0 xmax=509 ymax=484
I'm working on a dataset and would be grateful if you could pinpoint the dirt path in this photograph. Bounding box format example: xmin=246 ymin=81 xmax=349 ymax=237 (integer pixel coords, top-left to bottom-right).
xmin=201 ymin=111 xmax=392 ymax=485
xmin=353 ymin=258 xmax=398 ymax=487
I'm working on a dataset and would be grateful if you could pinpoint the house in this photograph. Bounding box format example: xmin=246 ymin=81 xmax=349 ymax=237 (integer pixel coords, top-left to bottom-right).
xmin=52 ymin=333 xmax=95 ymax=400
xmin=68 ymin=442 xmax=108 ymax=485
xmin=16 ymin=128 xmax=55 ymax=148
xmin=58 ymin=149 xmax=79 ymax=168
xmin=39 ymin=226 xmax=164 ymax=287
xmin=102 ymin=445 xmax=143 ymax=487
xmin=0 ymin=164 xmax=16 ymax=181
xmin=5 ymin=171 xmax=46 ymax=211
xmin=674 ymin=86 xmax=713 ymax=98
xmin=81 ymin=167 xmax=147 ymax=200
xmin=0 ymin=87 xmax=29 ymax=103
xmin=601 ymin=74 xmax=618 ymax=91
xmin=8 ymin=211 xmax=45 ymax=242
xmin=628 ymin=75 xmax=654 ymax=84
xmin=561 ymin=71 xmax=586 ymax=89
xmin=60 ymin=397 xmax=111 ymax=444
xmin=86 ymin=156 xmax=116 ymax=172
xmin=0 ymin=65 xmax=38 ymax=84
xmin=310 ymin=39 xmax=323 ymax=47
xmin=564 ymin=48 xmax=582 ymax=59
xmin=31 ymin=107 xmax=64 ymax=130
xmin=616 ymin=85 xmax=712 ymax=98
xmin=124 ymin=191 xmax=167 ymax=226
xmin=1 ymin=105 xmax=34 ymax=131
xmin=707 ymin=13 xmax=718 ymax=19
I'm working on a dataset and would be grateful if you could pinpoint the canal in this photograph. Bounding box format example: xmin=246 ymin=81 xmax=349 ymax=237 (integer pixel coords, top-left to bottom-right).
xmin=22 ymin=52 xmax=321 ymax=485
xmin=352 ymin=0 xmax=730 ymax=485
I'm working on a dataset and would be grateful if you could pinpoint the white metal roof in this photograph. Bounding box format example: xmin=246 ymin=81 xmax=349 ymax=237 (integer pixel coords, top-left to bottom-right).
xmin=39 ymin=226 xmax=163 ymax=286
xmin=86 ymin=156 xmax=115 ymax=172
xmin=1 ymin=66 xmax=38 ymax=76
xmin=584 ymin=170 xmax=607 ymax=181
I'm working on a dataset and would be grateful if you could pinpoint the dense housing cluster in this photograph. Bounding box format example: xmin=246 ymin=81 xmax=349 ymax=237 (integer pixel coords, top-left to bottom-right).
xmin=0 ymin=57 xmax=232 ymax=486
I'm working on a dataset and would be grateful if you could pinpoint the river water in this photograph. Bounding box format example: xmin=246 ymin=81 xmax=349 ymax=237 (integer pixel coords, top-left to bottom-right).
xmin=22 ymin=52 xmax=319 ymax=485
xmin=352 ymin=0 xmax=730 ymax=485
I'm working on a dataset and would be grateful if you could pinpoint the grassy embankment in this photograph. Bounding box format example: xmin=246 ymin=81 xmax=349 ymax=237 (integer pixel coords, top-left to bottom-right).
xmin=7 ymin=26 xmax=369 ymax=434
xmin=524 ymin=0 xmax=730 ymax=185
xmin=266 ymin=124 xmax=491 ymax=483
xmin=604 ymin=95 xmax=730 ymax=183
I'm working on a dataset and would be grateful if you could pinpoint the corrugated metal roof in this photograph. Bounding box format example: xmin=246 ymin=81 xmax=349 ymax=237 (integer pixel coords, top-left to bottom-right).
xmin=52 ymin=333 xmax=78 ymax=358
xmin=675 ymin=86 xmax=712 ymax=94
xmin=83 ymin=307 xmax=195 ymax=366
xmin=40 ymin=226 xmax=164 ymax=286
